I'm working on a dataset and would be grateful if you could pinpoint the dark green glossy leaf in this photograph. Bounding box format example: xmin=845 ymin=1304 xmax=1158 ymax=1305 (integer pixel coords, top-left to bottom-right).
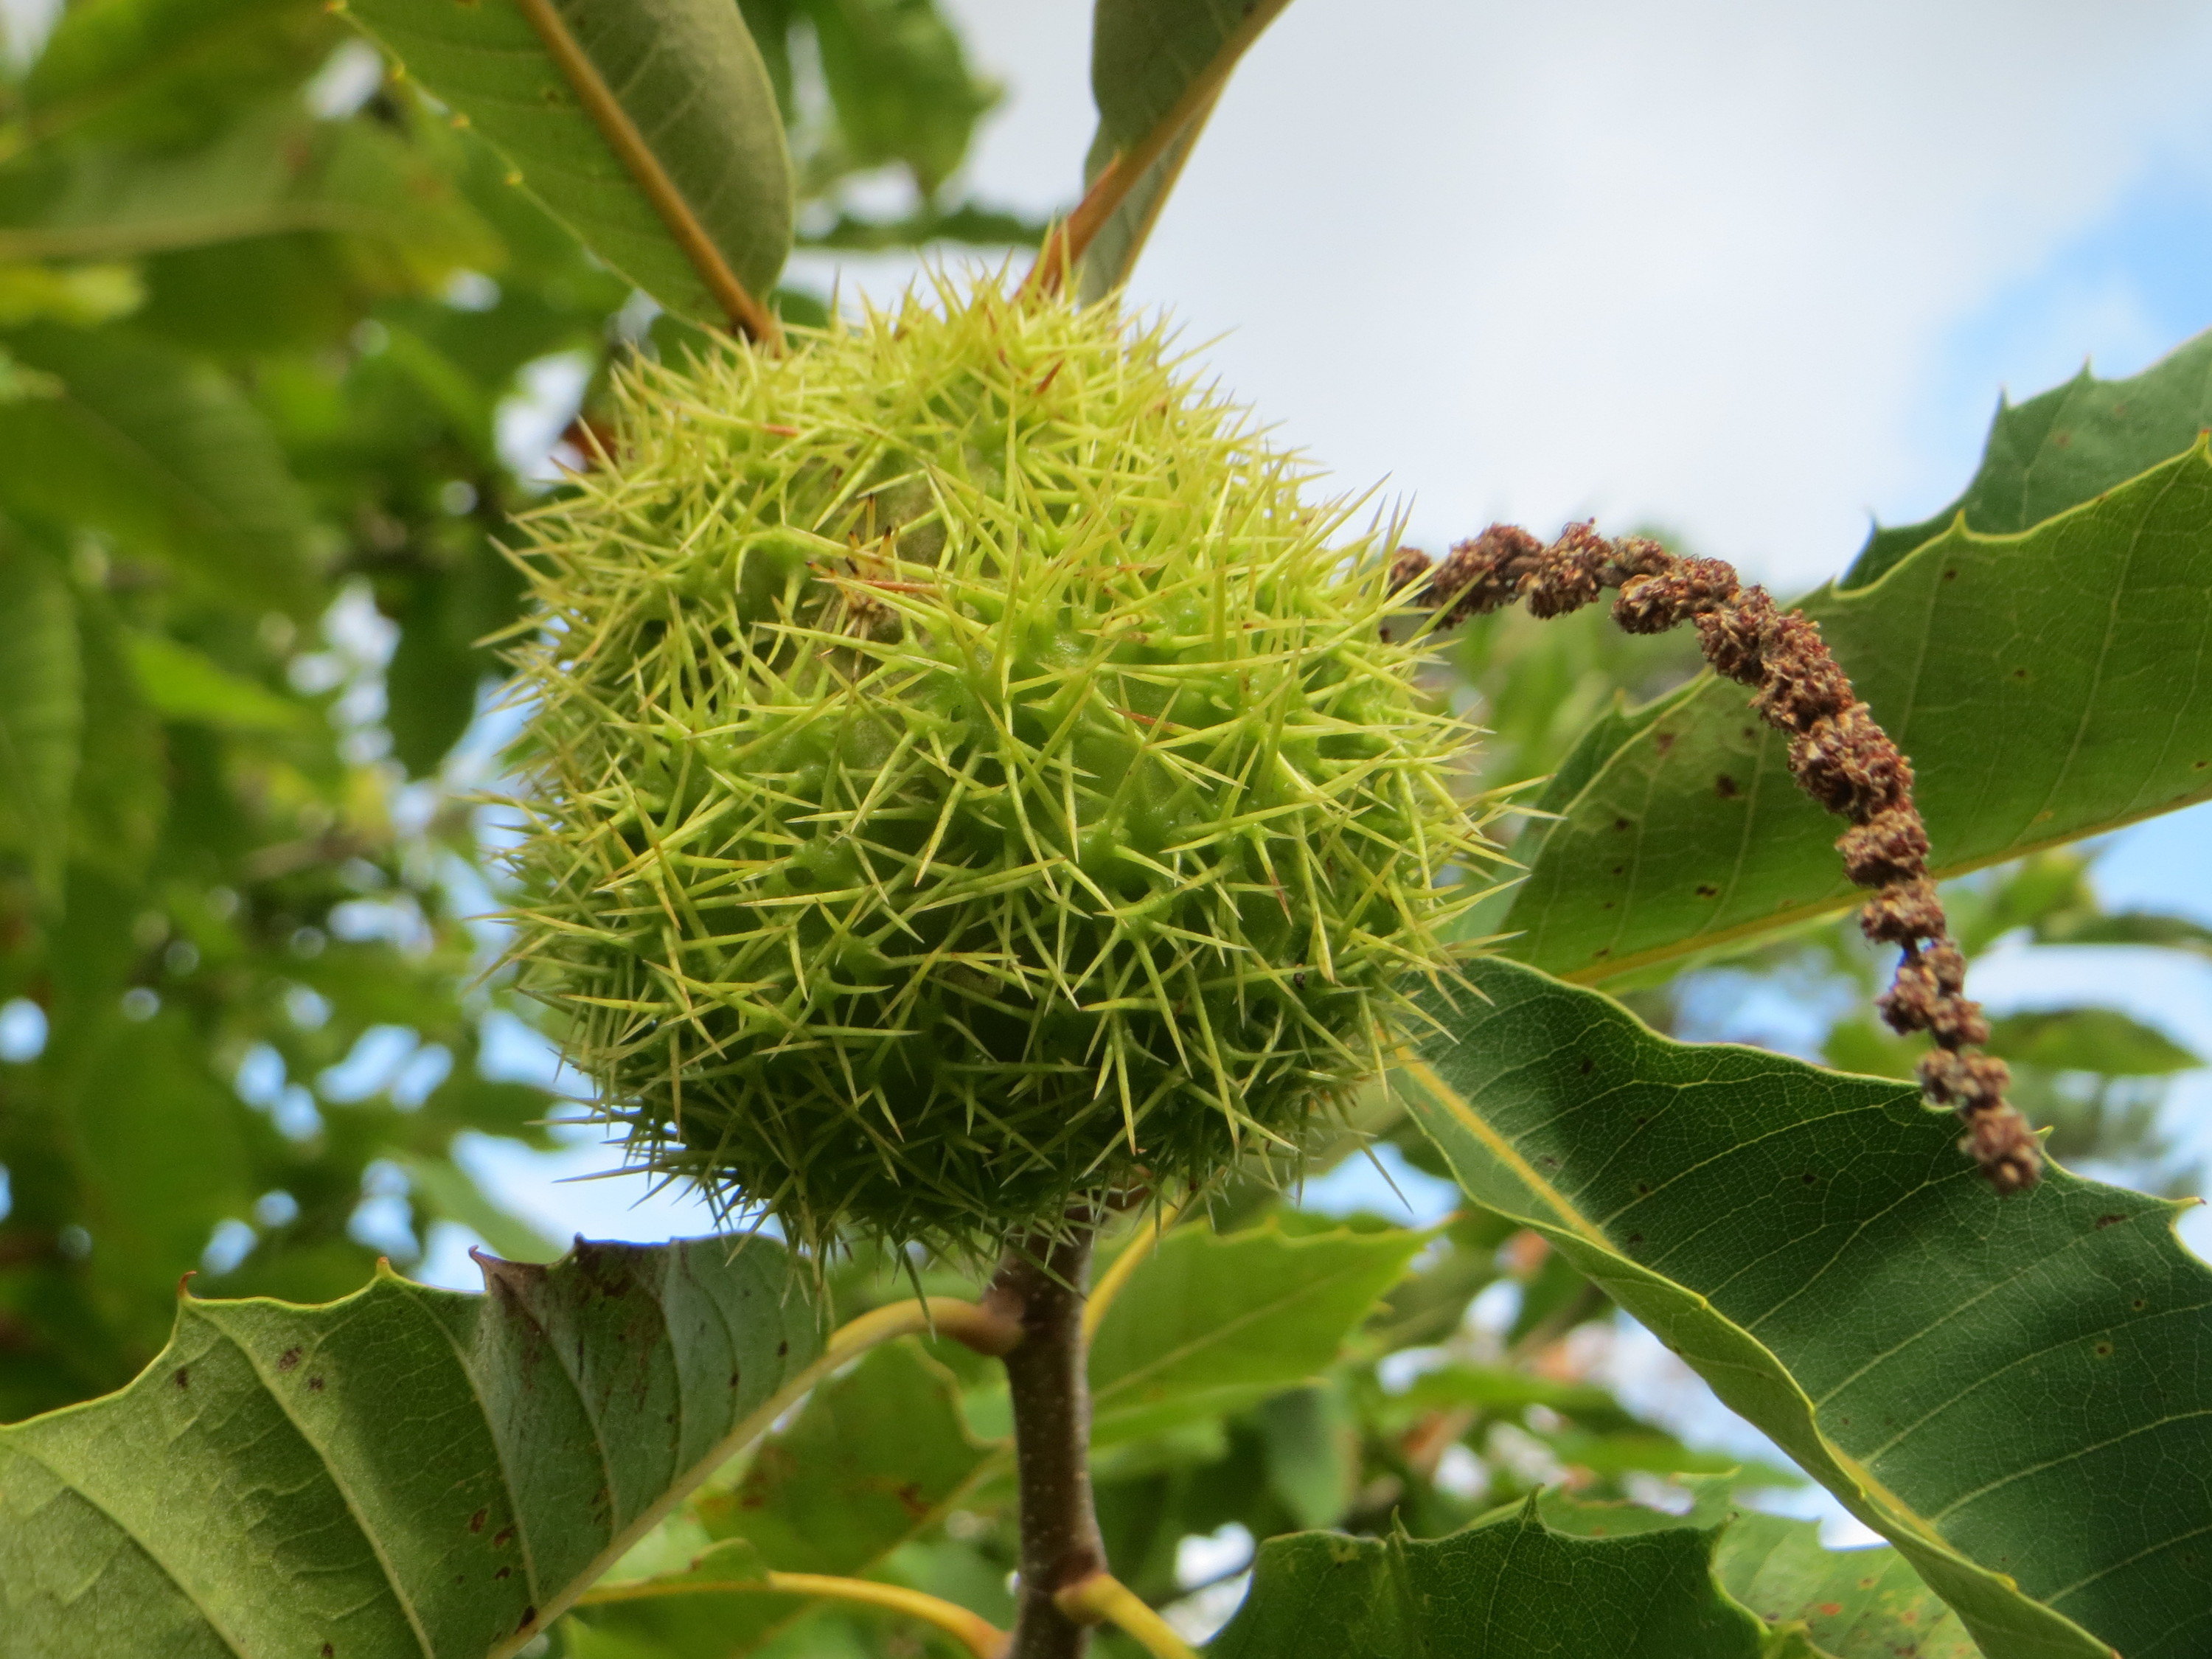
xmin=1502 ymin=441 xmax=2212 ymax=982
xmin=0 ymin=1237 xmax=823 ymax=1656
xmin=341 ymin=0 xmax=792 ymax=327
xmin=1075 ymin=0 xmax=1293 ymax=299
xmin=1211 ymin=1498 xmax=1770 ymax=1659
xmin=1405 ymin=956 xmax=2212 ymax=1658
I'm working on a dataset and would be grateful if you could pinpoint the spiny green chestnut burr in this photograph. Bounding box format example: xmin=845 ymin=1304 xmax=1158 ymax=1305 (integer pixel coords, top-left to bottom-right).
xmin=504 ymin=276 xmax=1495 ymax=1256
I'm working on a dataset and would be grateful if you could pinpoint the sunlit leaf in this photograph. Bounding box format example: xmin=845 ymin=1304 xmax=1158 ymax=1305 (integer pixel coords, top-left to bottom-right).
xmin=1405 ymin=955 xmax=2210 ymax=1658
xmin=0 ymin=1238 xmax=824 ymax=1657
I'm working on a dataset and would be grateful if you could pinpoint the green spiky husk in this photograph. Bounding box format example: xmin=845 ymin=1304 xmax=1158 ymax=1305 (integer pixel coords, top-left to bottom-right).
xmin=504 ymin=276 xmax=1494 ymax=1255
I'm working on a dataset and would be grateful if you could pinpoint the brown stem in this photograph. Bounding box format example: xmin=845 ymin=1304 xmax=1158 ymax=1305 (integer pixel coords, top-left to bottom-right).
xmin=1394 ymin=523 xmax=2041 ymax=1194
xmin=987 ymin=1220 xmax=1107 ymax=1659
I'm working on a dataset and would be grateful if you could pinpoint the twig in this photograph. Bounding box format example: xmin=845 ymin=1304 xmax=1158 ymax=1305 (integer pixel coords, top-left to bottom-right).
xmin=1056 ymin=1573 xmax=1203 ymax=1659
xmin=1394 ymin=523 xmax=2040 ymax=1193
xmin=990 ymin=1221 xmax=1108 ymax=1658
xmin=580 ymin=1568 xmax=1009 ymax=1658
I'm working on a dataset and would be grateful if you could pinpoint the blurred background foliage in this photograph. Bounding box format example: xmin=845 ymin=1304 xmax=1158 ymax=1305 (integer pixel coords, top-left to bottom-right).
xmin=0 ymin=0 xmax=2203 ymax=1649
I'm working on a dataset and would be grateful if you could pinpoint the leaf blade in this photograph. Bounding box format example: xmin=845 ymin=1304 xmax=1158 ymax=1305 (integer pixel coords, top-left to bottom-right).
xmin=1065 ymin=0 xmax=1293 ymax=296
xmin=1503 ymin=439 xmax=2212 ymax=981
xmin=0 ymin=1238 xmax=824 ymax=1658
xmin=1405 ymin=956 xmax=2212 ymax=1659
xmin=341 ymin=0 xmax=792 ymax=332
xmin=1211 ymin=1502 xmax=1770 ymax=1659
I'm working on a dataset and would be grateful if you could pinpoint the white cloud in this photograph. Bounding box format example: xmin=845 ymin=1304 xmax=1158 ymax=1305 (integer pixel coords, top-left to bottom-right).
xmin=942 ymin=0 xmax=2212 ymax=585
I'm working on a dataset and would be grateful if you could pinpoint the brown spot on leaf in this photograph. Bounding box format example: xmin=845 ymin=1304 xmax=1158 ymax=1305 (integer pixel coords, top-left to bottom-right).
xmin=1695 ymin=883 xmax=1719 ymax=898
xmin=2096 ymin=1214 xmax=2127 ymax=1229
xmin=1613 ymin=816 xmax=1632 ymax=832
xmin=173 ymin=1367 xmax=189 ymax=1390
xmin=1579 ymin=1058 xmax=1593 ymax=1075
xmin=277 ymin=1348 xmax=301 ymax=1371
xmin=309 ymin=1376 xmax=325 ymax=1391
xmin=1818 ymin=1602 xmax=1843 ymax=1617
xmin=776 ymin=1340 xmax=790 ymax=1357
xmin=495 ymin=1566 xmax=511 ymax=1580
xmin=2094 ymin=1340 xmax=2114 ymax=1357
xmin=469 ymin=1508 xmax=487 ymax=1534
xmin=1654 ymin=731 xmax=1677 ymax=754
xmin=1942 ymin=568 xmax=1958 ymax=581
xmin=518 ymin=1607 xmax=536 ymax=1632
xmin=493 ymin=1526 xmax=515 ymax=1548
xmin=1714 ymin=773 xmax=1739 ymax=799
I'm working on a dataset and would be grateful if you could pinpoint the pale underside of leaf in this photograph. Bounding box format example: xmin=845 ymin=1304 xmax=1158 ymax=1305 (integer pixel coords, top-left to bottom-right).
xmin=1057 ymin=0 xmax=1294 ymax=295
xmin=340 ymin=0 xmax=791 ymax=336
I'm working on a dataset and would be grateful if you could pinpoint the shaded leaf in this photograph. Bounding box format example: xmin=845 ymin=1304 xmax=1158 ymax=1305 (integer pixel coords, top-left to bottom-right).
xmin=0 ymin=1237 xmax=824 ymax=1656
xmin=1405 ymin=955 xmax=2211 ymax=1658
xmin=341 ymin=0 xmax=792 ymax=330
xmin=0 ymin=538 xmax=82 ymax=897
xmin=0 ymin=101 xmax=504 ymax=279
xmin=125 ymin=630 xmax=305 ymax=734
xmin=1084 ymin=1219 xmax=1422 ymax=1441
xmin=21 ymin=0 xmax=338 ymax=152
xmin=805 ymin=0 xmax=995 ymax=196
xmin=568 ymin=1338 xmax=995 ymax=1655
xmin=1503 ymin=441 xmax=2212 ymax=982
xmin=1986 ymin=1006 xmax=2200 ymax=1076
xmin=0 ymin=324 xmax=317 ymax=615
xmin=1074 ymin=0 xmax=1293 ymax=299
xmin=1531 ymin=1486 xmax=1978 ymax=1659
xmin=1211 ymin=1498 xmax=1770 ymax=1659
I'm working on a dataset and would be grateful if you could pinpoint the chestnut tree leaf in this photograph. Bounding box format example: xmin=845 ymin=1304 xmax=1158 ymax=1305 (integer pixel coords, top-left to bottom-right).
xmin=1528 ymin=1484 xmax=1978 ymax=1659
xmin=0 ymin=324 xmax=319 ymax=617
xmin=565 ymin=1338 xmax=996 ymax=1655
xmin=1402 ymin=956 xmax=2212 ymax=1659
xmin=0 ymin=540 xmax=81 ymax=901
xmin=0 ymin=1237 xmax=824 ymax=1658
xmin=1501 ymin=435 xmax=2212 ymax=983
xmin=1074 ymin=0 xmax=1294 ymax=299
xmin=1084 ymin=1219 xmax=1425 ymax=1442
xmin=1211 ymin=1500 xmax=1772 ymax=1659
xmin=340 ymin=0 xmax=792 ymax=333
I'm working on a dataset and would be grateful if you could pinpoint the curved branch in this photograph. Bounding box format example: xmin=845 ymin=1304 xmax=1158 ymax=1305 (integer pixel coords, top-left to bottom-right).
xmin=1056 ymin=1573 xmax=1201 ymax=1659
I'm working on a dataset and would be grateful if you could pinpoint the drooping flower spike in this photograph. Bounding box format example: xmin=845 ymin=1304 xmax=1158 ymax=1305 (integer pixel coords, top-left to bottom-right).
xmin=1394 ymin=524 xmax=2040 ymax=1194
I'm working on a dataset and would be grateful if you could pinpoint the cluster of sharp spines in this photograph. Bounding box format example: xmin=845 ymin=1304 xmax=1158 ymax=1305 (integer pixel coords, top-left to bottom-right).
xmin=501 ymin=276 xmax=1495 ymax=1255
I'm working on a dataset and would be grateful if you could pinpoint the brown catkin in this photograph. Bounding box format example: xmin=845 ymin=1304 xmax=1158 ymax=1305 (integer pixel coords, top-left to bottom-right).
xmin=1394 ymin=523 xmax=2041 ymax=1194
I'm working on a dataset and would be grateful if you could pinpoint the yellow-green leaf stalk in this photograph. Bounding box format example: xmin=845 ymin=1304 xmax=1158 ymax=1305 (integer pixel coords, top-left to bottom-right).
xmin=502 ymin=274 xmax=1496 ymax=1256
